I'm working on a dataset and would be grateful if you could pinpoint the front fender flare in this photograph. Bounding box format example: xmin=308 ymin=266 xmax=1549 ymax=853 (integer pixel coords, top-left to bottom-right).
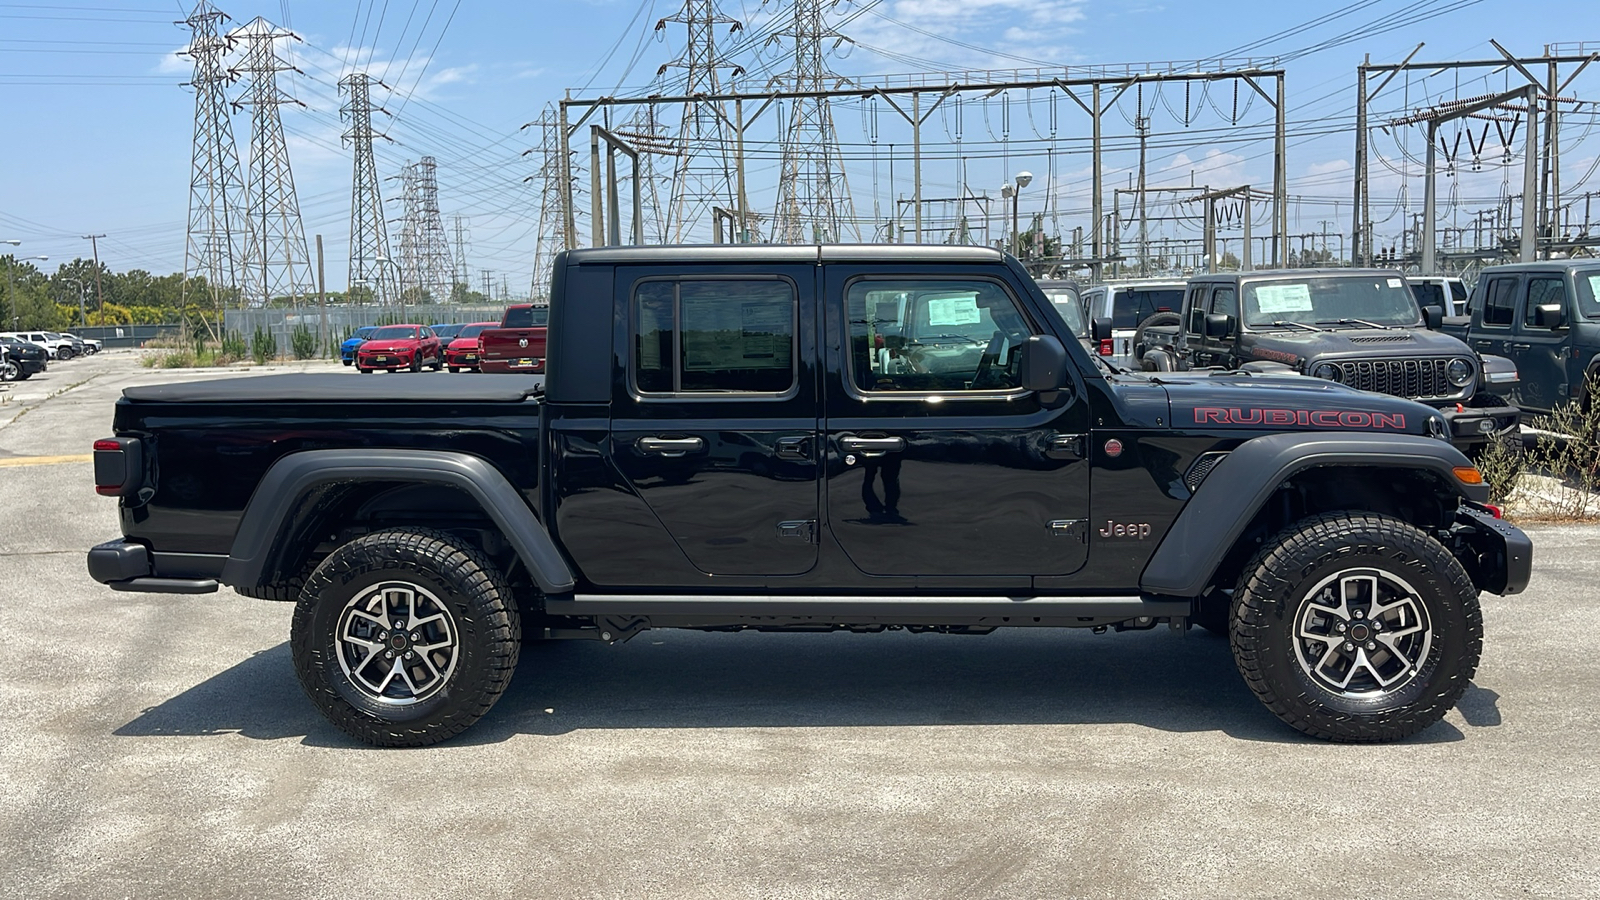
xmin=219 ymin=449 xmax=575 ymax=595
xmin=1139 ymin=433 xmax=1482 ymax=598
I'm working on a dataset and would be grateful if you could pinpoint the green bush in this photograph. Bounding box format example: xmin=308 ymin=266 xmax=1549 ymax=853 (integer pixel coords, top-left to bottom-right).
xmin=290 ymin=323 xmax=318 ymax=360
xmin=250 ymin=326 xmax=275 ymax=365
xmin=159 ymin=351 xmax=197 ymax=369
xmin=220 ymin=330 xmax=247 ymax=363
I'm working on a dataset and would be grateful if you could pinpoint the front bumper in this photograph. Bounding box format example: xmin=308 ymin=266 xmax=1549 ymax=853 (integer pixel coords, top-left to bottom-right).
xmin=445 ymin=350 xmax=481 ymax=367
xmin=358 ymin=352 xmax=413 ymax=368
xmin=1440 ymin=402 xmax=1521 ymax=444
xmin=1452 ymin=506 xmax=1532 ymax=595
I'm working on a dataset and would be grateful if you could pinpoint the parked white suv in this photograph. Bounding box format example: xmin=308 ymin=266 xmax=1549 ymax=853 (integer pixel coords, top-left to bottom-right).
xmin=58 ymin=332 xmax=101 ymax=354
xmin=1081 ymin=279 xmax=1189 ymax=361
xmin=1407 ymin=275 xmax=1469 ymax=317
xmin=2 ymin=331 xmax=75 ymax=359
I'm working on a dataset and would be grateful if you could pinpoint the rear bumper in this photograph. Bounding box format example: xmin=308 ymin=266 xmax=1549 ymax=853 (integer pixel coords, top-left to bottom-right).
xmin=1453 ymin=506 xmax=1532 ymax=595
xmin=479 ymin=356 xmax=544 ymax=373
xmin=88 ymin=538 xmax=219 ymax=594
xmin=1441 ymin=402 xmax=1521 ymax=444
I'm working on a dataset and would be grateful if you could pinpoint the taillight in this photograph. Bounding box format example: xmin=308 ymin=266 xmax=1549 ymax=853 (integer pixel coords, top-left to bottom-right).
xmin=93 ymin=437 xmax=143 ymax=498
xmin=1097 ymin=338 xmax=1114 ymax=356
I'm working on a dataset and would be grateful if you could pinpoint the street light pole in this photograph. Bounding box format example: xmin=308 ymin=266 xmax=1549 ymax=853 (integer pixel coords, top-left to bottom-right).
xmin=61 ymin=277 xmax=87 ymax=328
xmin=1009 ymin=172 xmax=1033 ymax=258
xmin=82 ymin=234 xmax=106 ymax=314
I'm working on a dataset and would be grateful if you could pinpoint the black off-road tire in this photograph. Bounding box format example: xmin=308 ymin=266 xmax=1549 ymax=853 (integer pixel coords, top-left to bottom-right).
xmin=1230 ymin=511 xmax=1482 ymax=742
xmin=291 ymin=528 xmax=521 ymax=747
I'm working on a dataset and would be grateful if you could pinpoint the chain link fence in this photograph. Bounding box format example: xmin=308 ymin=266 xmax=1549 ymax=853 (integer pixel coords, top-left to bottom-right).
xmin=222 ymin=304 xmax=507 ymax=356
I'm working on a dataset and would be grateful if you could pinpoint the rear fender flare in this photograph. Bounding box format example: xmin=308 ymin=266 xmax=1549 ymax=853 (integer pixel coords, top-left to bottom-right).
xmin=1140 ymin=433 xmax=1482 ymax=598
xmin=219 ymin=449 xmax=575 ymax=595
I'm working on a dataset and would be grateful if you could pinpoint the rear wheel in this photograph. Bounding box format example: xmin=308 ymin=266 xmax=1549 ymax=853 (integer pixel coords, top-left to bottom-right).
xmin=410 ymin=355 xmax=423 ymax=373
xmin=291 ymin=528 xmax=521 ymax=747
xmin=1230 ymin=511 xmax=1482 ymax=742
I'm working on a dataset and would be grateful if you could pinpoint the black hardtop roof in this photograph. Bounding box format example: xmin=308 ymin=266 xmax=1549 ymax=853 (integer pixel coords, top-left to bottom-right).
xmin=1478 ymin=260 xmax=1600 ymax=275
xmin=563 ymin=244 xmax=1005 ymax=265
xmin=1188 ymin=268 xmax=1404 ymax=284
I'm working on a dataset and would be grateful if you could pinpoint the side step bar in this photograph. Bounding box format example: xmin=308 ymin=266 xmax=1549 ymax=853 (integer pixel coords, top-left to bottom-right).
xmin=545 ymin=594 xmax=1189 ymax=619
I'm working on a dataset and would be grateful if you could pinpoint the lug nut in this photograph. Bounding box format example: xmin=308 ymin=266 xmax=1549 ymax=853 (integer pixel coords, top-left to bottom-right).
xmin=1365 ymin=641 xmax=1377 ymax=651
xmin=1336 ymin=623 xmax=1346 ymax=633
xmin=1344 ymin=642 xmax=1355 ymax=652
xmin=1373 ymin=621 xmax=1383 ymax=630
xmin=1354 ymin=610 xmax=1365 ymax=619
xmin=385 ymin=650 xmax=394 ymax=659
xmin=405 ymin=650 xmax=414 ymax=659
xmin=378 ymin=631 xmax=387 ymax=640
xmin=394 ymin=620 xmax=405 ymax=629
xmin=410 ymin=632 xmax=419 ymax=641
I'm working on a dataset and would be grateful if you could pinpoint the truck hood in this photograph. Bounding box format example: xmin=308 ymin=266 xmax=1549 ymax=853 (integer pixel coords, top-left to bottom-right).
xmin=1154 ymin=371 xmax=1445 ymax=437
xmin=1240 ymin=326 xmax=1471 ymax=367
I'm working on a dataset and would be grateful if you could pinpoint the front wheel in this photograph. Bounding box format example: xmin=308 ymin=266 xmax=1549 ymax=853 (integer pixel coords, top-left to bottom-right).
xmin=448 ymin=366 xmax=460 ymax=373
xmin=1230 ymin=511 xmax=1482 ymax=742
xmin=0 ymin=358 xmax=18 ymax=382
xmin=291 ymin=528 xmax=521 ymax=747
xmin=342 ymin=358 xmax=353 ymax=367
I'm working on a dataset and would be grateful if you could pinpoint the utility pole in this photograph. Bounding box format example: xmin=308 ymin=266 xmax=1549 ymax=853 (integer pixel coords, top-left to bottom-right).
xmin=768 ymin=0 xmax=857 ymax=243
xmin=315 ymin=233 xmax=327 ymax=356
xmin=178 ymin=0 xmax=245 ymax=324
xmin=82 ymin=234 xmax=106 ymax=313
xmin=230 ymin=16 xmax=314 ymax=308
xmin=340 ymin=72 xmax=395 ymax=306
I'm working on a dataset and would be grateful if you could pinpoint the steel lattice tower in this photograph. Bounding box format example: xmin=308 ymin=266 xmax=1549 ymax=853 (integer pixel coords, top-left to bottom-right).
xmin=416 ymin=157 xmax=454 ymax=301
xmin=658 ymin=0 xmax=744 ymax=242
xmin=231 ymin=16 xmax=315 ymax=307
xmin=768 ymin=0 xmax=857 ymax=243
xmin=340 ymin=72 xmax=394 ymax=306
xmin=528 ymin=110 xmax=569 ymax=300
xmin=393 ymin=162 xmax=422 ymax=303
xmin=452 ymin=216 xmax=471 ymax=299
xmin=180 ymin=1 xmax=245 ymax=310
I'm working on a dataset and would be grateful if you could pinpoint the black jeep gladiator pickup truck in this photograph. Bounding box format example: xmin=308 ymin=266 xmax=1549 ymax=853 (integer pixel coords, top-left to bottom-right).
xmin=87 ymin=246 xmax=1530 ymax=747
xmin=1130 ymin=269 xmax=1522 ymax=450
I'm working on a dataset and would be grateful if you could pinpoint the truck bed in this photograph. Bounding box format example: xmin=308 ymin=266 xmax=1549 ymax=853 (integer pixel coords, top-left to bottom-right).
xmin=122 ymin=373 xmax=544 ymax=403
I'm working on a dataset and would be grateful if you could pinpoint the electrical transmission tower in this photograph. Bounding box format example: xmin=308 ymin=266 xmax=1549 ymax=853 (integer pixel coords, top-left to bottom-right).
xmin=416 ymin=157 xmax=453 ymax=302
xmin=452 ymin=216 xmax=471 ymax=299
xmin=528 ymin=109 xmax=569 ymax=300
xmin=393 ymin=162 xmax=421 ymax=303
xmin=231 ymin=16 xmax=315 ymax=307
xmin=768 ymin=0 xmax=857 ymax=243
xmin=658 ymin=0 xmax=744 ymax=242
xmin=340 ymin=72 xmax=394 ymax=305
xmin=179 ymin=0 xmax=245 ymax=314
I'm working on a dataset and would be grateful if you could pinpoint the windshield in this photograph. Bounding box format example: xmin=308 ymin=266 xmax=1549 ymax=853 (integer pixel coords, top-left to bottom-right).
xmin=44 ymin=332 xmax=61 ymax=340
xmin=433 ymin=325 xmax=461 ymax=339
xmin=503 ymin=306 xmax=549 ymax=327
xmin=1575 ymin=269 xmax=1600 ymax=318
xmin=369 ymin=326 xmax=419 ymax=340
xmin=1111 ymin=288 xmax=1185 ymax=328
xmin=1243 ymin=275 xmax=1421 ymax=328
xmin=456 ymin=323 xmax=494 ymax=339
xmin=351 ymin=327 xmax=376 ymax=340
xmin=1044 ymin=290 xmax=1088 ymax=336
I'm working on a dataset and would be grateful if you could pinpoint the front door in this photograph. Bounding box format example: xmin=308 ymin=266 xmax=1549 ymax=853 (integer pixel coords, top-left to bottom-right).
xmin=1510 ymin=274 xmax=1571 ymax=413
xmin=607 ymin=267 xmax=821 ymax=576
xmin=821 ymin=268 xmax=1091 ymax=580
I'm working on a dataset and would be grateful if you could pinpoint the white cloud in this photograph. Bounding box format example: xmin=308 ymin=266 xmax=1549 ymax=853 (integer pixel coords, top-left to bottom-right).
xmin=1306 ymin=158 xmax=1352 ymax=177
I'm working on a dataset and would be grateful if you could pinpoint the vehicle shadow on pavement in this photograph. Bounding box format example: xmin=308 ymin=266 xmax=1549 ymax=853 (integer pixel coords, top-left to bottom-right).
xmin=116 ymin=629 xmax=1477 ymax=746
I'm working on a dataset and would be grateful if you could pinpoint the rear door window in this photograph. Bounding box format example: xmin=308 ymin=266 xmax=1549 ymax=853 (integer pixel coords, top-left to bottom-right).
xmin=633 ymin=279 xmax=798 ymax=396
xmin=1111 ymin=288 xmax=1185 ymax=328
xmin=1482 ymin=277 xmax=1518 ymax=327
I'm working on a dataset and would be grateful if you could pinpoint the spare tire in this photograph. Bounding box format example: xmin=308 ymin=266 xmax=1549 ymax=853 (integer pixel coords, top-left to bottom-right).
xmin=1131 ymin=310 xmax=1182 ymax=363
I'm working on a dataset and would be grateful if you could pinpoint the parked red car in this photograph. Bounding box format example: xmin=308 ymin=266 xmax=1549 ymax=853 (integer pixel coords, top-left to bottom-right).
xmin=444 ymin=321 xmax=498 ymax=372
xmin=355 ymin=324 xmax=443 ymax=373
xmin=478 ymin=304 xmax=549 ymax=374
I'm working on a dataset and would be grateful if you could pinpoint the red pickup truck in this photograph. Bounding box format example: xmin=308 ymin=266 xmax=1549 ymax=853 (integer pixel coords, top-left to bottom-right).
xmin=477 ymin=304 xmax=549 ymax=374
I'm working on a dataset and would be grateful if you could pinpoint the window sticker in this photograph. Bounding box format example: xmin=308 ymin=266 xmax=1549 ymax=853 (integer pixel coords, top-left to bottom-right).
xmin=1588 ymin=275 xmax=1600 ymax=299
xmin=1387 ymin=278 xmax=1403 ymax=288
xmin=1255 ymin=283 xmax=1314 ymax=314
xmin=927 ymin=295 xmax=982 ymax=326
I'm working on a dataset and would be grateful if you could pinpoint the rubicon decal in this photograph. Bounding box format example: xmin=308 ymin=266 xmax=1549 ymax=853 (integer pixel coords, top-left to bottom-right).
xmin=1192 ymin=407 xmax=1407 ymax=429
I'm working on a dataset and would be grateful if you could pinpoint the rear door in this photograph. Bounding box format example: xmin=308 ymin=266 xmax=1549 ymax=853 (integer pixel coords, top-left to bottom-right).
xmin=821 ymin=266 xmax=1091 ymax=583
xmin=1510 ymin=274 xmax=1570 ymax=412
xmin=607 ymin=266 xmax=821 ymax=576
xmin=1472 ymin=274 xmax=1519 ymax=361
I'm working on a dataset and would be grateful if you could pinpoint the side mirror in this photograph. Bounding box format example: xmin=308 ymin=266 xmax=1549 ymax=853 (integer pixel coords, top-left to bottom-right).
xmin=1423 ymin=305 xmax=1443 ymax=330
xmin=1204 ymin=313 xmax=1234 ymax=338
xmin=1020 ymin=334 xmax=1070 ymax=392
xmin=1091 ymin=317 xmax=1113 ymax=342
xmin=1534 ymin=303 xmax=1567 ymax=329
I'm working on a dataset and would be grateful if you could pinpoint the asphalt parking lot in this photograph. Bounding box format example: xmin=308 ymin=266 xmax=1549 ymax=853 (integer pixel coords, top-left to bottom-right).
xmin=2 ymin=352 xmax=1597 ymax=899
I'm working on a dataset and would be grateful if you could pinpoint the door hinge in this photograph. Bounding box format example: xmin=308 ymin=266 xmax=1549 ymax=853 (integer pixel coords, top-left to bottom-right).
xmin=1048 ymin=519 xmax=1089 ymax=543
xmin=777 ymin=520 xmax=818 ymax=543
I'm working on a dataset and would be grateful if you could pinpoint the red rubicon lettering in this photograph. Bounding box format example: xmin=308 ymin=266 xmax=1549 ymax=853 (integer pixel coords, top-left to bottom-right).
xmin=1192 ymin=407 xmax=1407 ymax=429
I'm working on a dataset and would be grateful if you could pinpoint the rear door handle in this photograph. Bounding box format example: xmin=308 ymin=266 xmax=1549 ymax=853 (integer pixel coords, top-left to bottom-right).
xmin=1510 ymin=343 xmax=1532 ymax=350
xmin=840 ymin=435 xmax=905 ymax=456
xmin=775 ymin=435 xmax=812 ymax=460
xmin=637 ymin=436 xmax=705 ymax=457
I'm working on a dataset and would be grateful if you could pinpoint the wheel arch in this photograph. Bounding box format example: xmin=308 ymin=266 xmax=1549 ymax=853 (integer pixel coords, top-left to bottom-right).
xmin=220 ymin=449 xmax=575 ymax=596
xmin=1141 ymin=433 xmax=1483 ymax=599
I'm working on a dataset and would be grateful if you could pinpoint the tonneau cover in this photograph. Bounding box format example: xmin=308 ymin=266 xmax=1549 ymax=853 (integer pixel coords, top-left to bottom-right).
xmin=122 ymin=373 xmax=544 ymax=403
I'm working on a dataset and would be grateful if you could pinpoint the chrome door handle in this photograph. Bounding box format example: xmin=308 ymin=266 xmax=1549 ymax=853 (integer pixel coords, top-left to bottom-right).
xmin=637 ymin=436 xmax=705 ymax=457
xmin=840 ymin=435 xmax=905 ymax=456
xmin=1510 ymin=343 xmax=1532 ymax=350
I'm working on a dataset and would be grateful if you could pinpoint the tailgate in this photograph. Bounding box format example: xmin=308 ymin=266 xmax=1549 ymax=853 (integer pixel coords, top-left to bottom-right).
xmin=481 ymin=327 xmax=548 ymax=362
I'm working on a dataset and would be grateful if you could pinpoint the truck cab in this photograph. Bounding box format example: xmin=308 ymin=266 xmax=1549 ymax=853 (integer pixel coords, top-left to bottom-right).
xmin=1452 ymin=260 xmax=1600 ymax=414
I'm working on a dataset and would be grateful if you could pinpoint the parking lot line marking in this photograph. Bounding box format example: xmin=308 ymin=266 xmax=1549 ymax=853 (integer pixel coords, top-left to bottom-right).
xmin=0 ymin=453 xmax=94 ymax=468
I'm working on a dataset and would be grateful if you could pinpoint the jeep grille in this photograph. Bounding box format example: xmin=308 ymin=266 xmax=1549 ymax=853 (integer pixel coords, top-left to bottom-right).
xmin=1331 ymin=358 xmax=1459 ymax=400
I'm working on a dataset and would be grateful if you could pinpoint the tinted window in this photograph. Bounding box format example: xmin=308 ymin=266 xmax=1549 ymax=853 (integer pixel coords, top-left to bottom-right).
xmin=456 ymin=323 xmax=494 ymax=339
xmin=1450 ymin=282 xmax=1468 ymax=305
xmin=433 ymin=325 xmax=461 ymax=340
xmin=1210 ymin=288 xmax=1238 ymax=334
xmin=848 ymin=279 xmax=1036 ymax=393
xmin=1483 ymin=278 xmax=1517 ymax=326
xmin=354 ymin=326 xmax=377 ymax=338
xmin=369 ymin=326 xmax=420 ymax=340
xmin=1111 ymin=288 xmax=1185 ymax=328
xmin=633 ymin=279 xmax=797 ymax=395
xmin=503 ymin=306 xmax=550 ymax=327
xmin=1525 ymin=277 xmax=1567 ymax=326
xmin=1410 ymin=282 xmax=1445 ymax=310
xmin=1186 ymin=286 xmax=1208 ymax=336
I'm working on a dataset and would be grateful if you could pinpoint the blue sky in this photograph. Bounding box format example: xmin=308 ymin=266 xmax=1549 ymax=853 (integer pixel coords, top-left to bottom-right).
xmin=0 ymin=0 xmax=1592 ymax=293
